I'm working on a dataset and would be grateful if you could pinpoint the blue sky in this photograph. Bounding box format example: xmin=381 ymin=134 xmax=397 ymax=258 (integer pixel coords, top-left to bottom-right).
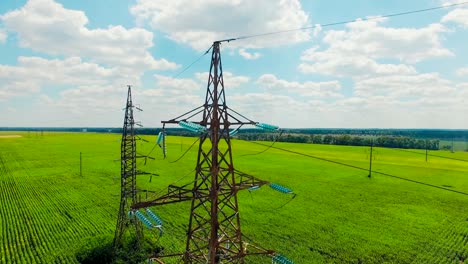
xmin=0 ymin=0 xmax=467 ymax=128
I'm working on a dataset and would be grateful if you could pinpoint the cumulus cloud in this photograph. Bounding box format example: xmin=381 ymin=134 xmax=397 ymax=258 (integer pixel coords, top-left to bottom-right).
xmin=227 ymin=88 xmax=468 ymax=129
xmin=1 ymin=0 xmax=178 ymax=70
xmin=354 ymin=73 xmax=455 ymax=99
xmin=238 ymin=49 xmax=261 ymax=60
xmin=0 ymin=28 xmax=6 ymax=43
xmin=0 ymin=56 xmax=138 ymax=101
xmin=130 ymin=0 xmax=311 ymax=51
xmin=441 ymin=0 xmax=468 ymax=6
xmin=151 ymin=74 xmax=202 ymax=96
xmin=325 ymin=18 xmax=450 ymax=62
xmin=456 ymin=67 xmax=468 ymax=76
xmin=229 ymin=92 xmax=311 ymax=126
xmin=442 ymin=8 xmax=468 ymax=27
xmin=256 ymin=73 xmax=343 ymax=98
xmin=300 ymin=18 xmax=451 ymax=78
xmin=299 ymin=46 xmax=417 ymax=77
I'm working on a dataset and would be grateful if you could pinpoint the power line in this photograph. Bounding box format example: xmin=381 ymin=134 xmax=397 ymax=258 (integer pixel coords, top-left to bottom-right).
xmin=172 ymin=45 xmax=213 ymax=79
xmin=239 ymin=130 xmax=284 ymax=157
xmin=386 ymin=147 xmax=468 ymax=163
xmin=247 ymin=141 xmax=468 ymax=197
xmin=231 ymin=1 xmax=468 ymax=41
xmin=169 ymin=138 xmax=199 ymax=163
xmin=157 ymin=1 xmax=468 ymax=79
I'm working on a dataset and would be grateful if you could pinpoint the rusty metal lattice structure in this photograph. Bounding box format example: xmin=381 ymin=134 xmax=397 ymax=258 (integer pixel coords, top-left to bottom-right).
xmin=132 ymin=41 xmax=276 ymax=263
xmin=114 ymin=85 xmax=149 ymax=250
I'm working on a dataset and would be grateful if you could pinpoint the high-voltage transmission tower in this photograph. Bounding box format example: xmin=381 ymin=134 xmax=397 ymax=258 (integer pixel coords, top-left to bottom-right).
xmin=114 ymin=86 xmax=155 ymax=250
xmin=132 ymin=41 xmax=295 ymax=264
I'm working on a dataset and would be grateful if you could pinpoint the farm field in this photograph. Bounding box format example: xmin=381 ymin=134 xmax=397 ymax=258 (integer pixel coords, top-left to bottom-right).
xmin=1 ymin=131 xmax=468 ymax=263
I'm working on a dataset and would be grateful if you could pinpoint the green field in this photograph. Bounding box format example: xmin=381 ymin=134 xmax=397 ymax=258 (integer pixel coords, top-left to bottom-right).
xmin=1 ymin=131 xmax=468 ymax=263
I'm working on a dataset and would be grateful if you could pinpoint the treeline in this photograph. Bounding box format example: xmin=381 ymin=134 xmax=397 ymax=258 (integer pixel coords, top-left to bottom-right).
xmin=282 ymin=128 xmax=468 ymax=140
xmin=1 ymin=127 xmax=467 ymax=140
xmin=235 ymin=133 xmax=440 ymax=150
xmin=0 ymin=127 xmax=455 ymax=150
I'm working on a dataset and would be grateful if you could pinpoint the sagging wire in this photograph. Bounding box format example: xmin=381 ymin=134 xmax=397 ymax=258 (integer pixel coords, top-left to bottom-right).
xmin=246 ymin=141 xmax=468 ymax=197
xmin=169 ymin=138 xmax=200 ymax=164
xmin=389 ymin=147 xmax=468 ymax=163
xmin=247 ymin=184 xmax=297 ymax=213
xmin=239 ymin=129 xmax=285 ymax=157
xmin=172 ymin=46 xmax=213 ymax=79
xmin=229 ymin=1 xmax=468 ymax=42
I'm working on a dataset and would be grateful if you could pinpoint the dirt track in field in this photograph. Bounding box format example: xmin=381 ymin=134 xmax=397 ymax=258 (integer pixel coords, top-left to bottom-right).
xmin=0 ymin=135 xmax=22 ymax=138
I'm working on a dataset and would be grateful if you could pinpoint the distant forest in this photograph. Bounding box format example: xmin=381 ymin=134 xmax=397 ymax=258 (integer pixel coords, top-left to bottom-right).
xmin=2 ymin=127 xmax=468 ymax=151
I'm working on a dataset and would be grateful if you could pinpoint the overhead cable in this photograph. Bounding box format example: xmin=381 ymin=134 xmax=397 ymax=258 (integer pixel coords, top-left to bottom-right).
xmin=229 ymin=1 xmax=468 ymax=41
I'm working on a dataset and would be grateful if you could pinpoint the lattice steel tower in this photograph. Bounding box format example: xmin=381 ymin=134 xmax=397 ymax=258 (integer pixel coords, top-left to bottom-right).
xmin=182 ymin=40 xmax=254 ymax=262
xmin=114 ymin=85 xmax=143 ymax=249
xmin=131 ymin=41 xmax=296 ymax=263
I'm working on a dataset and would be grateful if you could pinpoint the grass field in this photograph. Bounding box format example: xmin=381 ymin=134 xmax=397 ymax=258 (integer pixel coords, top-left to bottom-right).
xmin=1 ymin=131 xmax=468 ymax=263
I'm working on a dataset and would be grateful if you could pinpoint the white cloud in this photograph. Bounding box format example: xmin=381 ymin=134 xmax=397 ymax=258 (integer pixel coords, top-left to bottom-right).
xmin=1 ymin=0 xmax=178 ymax=70
xmin=227 ymin=88 xmax=468 ymax=129
xmin=441 ymin=0 xmax=468 ymax=6
xmin=299 ymin=46 xmax=417 ymax=77
xmin=16 ymin=75 xmax=204 ymax=127
xmin=442 ymin=8 xmax=468 ymax=27
xmin=55 ymin=85 xmax=123 ymax=113
xmin=229 ymin=75 xmax=468 ymax=128
xmin=0 ymin=28 xmax=6 ymax=43
xmin=130 ymin=0 xmax=311 ymax=51
xmin=151 ymin=74 xmax=202 ymax=96
xmin=238 ymin=49 xmax=261 ymax=60
xmin=300 ymin=18 xmax=451 ymax=78
xmin=325 ymin=18 xmax=451 ymax=63
xmin=0 ymin=56 xmax=137 ymax=101
xmin=256 ymin=73 xmax=342 ymax=98
xmin=354 ymin=73 xmax=454 ymax=99
xmin=456 ymin=67 xmax=468 ymax=76
xmin=195 ymin=71 xmax=250 ymax=88
xmin=312 ymin=24 xmax=322 ymax=37
xmin=229 ymin=92 xmax=311 ymax=126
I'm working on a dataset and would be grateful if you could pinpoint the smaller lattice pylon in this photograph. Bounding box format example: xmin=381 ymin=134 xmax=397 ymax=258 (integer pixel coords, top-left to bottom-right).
xmin=113 ymin=85 xmax=157 ymax=251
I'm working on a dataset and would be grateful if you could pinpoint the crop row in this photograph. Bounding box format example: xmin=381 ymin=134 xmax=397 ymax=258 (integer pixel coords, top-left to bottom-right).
xmin=412 ymin=215 xmax=468 ymax=263
xmin=0 ymin=145 xmax=117 ymax=264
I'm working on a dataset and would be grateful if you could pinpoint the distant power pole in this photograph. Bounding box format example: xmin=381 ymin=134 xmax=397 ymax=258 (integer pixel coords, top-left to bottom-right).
xmin=368 ymin=139 xmax=373 ymax=178
xmin=425 ymin=140 xmax=428 ymax=162
xmin=451 ymin=138 xmax=455 ymax=153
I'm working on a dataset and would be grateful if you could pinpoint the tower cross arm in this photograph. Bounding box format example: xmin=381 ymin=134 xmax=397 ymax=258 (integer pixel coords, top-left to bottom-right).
xmin=233 ymin=171 xmax=270 ymax=191
xmin=131 ymin=184 xmax=205 ymax=209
